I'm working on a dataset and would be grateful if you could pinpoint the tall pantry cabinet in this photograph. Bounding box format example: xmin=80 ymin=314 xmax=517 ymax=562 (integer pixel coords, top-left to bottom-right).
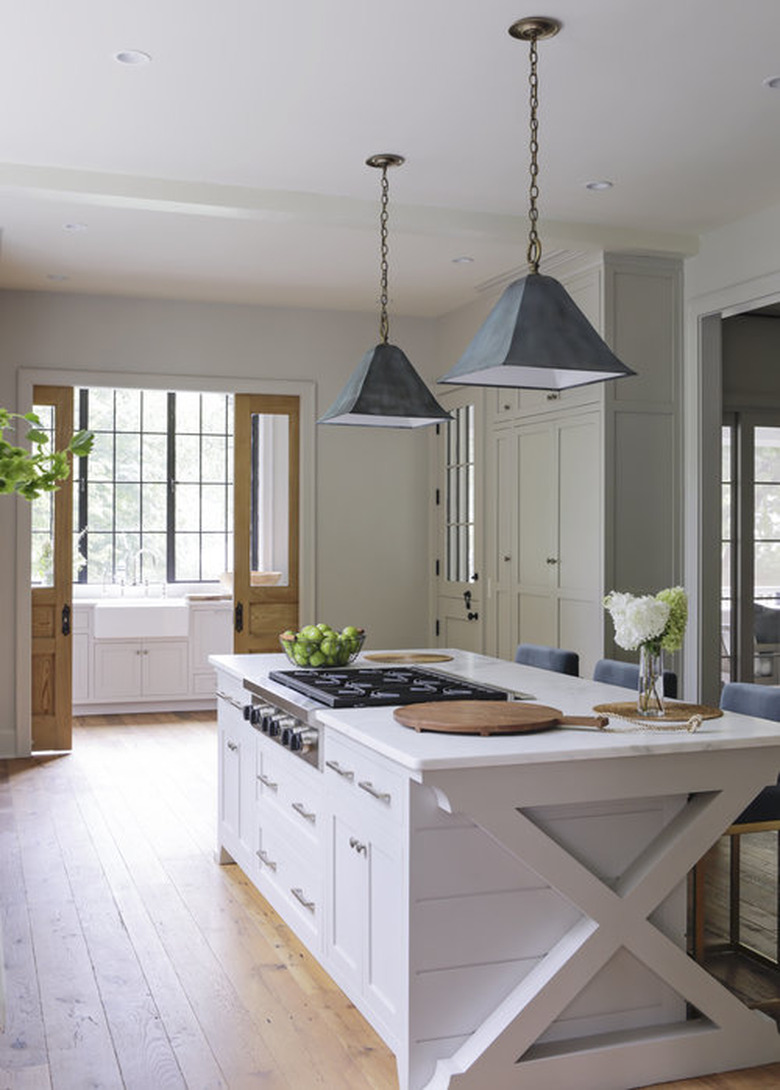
xmin=438 ymin=252 xmax=683 ymax=680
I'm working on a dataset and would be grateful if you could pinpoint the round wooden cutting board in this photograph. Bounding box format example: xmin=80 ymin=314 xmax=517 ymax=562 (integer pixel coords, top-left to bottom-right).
xmin=363 ymin=652 xmax=454 ymax=664
xmin=393 ymin=700 xmax=608 ymax=736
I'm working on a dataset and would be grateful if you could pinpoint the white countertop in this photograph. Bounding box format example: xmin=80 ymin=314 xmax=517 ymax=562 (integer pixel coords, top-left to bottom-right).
xmin=210 ymin=650 xmax=780 ymax=772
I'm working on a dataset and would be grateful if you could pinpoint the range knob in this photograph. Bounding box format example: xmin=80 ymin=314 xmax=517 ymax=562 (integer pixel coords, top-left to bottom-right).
xmin=267 ymin=717 xmax=283 ymax=737
xmin=289 ymin=727 xmax=318 ymax=754
xmin=243 ymin=704 xmax=253 ymax=721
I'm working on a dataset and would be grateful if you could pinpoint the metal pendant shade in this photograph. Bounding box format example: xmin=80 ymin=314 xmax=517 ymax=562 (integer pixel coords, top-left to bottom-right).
xmin=318 ymin=341 xmax=452 ymax=427
xmin=439 ymin=16 xmax=635 ymax=392
xmin=319 ymin=154 xmax=451 ymax=428
xmin=439 ymin=272 xmax=635 ymax=390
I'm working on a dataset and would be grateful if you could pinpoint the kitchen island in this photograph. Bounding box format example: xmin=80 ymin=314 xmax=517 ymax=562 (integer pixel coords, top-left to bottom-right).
xmin=211 ymin=649 xmax=780 ymax=1090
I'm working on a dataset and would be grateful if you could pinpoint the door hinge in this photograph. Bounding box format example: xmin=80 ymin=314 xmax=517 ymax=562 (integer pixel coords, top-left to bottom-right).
xmin=235 ymin=601 xmax=244 ymax=633
xmin=472 ymin=571 xmax=479 ymax=581
xmin=61 ymin=603 xmax=71 ymax=637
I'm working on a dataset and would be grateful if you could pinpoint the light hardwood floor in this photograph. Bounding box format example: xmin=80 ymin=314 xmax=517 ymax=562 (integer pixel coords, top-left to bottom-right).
xmin=1 ymin=712 xmax=779 ymax=1090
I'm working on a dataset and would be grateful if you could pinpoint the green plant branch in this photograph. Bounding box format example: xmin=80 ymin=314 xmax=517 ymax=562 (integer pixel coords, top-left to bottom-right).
xmin=0 ymin=408 xmax=94 ymax=500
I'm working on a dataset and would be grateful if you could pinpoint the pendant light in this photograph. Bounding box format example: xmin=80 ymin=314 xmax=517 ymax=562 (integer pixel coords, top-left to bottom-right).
xmin=319 ymin=154 xmax=452 ymax=427
xmin=439 ymin=17 xmax=635 ymax=391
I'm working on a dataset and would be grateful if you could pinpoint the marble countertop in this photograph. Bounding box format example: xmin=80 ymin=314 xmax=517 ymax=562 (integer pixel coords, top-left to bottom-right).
xmin=210 ymin=649 xmax=780 ymax=772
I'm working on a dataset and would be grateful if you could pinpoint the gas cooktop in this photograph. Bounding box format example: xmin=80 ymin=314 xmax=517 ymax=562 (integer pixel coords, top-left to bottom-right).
xmin=268 ymin=666 xmax=509 ymax=708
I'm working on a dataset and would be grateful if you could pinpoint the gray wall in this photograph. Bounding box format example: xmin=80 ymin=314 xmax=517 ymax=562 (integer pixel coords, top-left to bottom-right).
xmin=0 ymin=289 xmax=439 ymax=754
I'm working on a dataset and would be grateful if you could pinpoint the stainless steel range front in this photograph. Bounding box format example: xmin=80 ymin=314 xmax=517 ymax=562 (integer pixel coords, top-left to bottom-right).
xmin=242 ymin=666 xmax=509 ymax=770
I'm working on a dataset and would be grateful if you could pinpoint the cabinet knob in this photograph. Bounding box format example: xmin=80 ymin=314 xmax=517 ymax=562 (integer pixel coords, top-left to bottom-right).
xmin=503 ymin=555 xmax=511 ymax=562
xmin=349 ymin=836 xmax=367 ymax=855
xmin=546 ymin=556 xmax=558 ymax=565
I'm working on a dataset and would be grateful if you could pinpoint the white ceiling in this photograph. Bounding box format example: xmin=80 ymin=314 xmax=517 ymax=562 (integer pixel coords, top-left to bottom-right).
xmin=2 ymin=0 xmax=780 ymax=318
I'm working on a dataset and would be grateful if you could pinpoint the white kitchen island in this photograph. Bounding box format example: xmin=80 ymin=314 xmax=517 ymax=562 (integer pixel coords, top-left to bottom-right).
xmin=212 ymin=650 xmax=780 ymax=1090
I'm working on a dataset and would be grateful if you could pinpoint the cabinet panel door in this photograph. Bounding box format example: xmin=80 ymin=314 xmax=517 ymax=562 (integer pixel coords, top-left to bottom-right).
xmin=93 ymin=641 xmax=142 ymax=700
xmin=517 ymin=424 xmax=555 ymax=588
xmin=143 ymin=640 xmax=188 ymax=697
xmin=557 ymin=414 xmax=601 ymax=594
xmin=329 ymin=812 xmax=365 ymax=988
xmin=220 ymin=726 xmax=241 ymax=845
xmin=365 ymin=834 xmax=402 ymax=1029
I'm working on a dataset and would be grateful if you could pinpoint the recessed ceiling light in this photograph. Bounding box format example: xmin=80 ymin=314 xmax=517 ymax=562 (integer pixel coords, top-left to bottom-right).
xmin=452 ymin=256 xmax=474 ymax=264
xmin=63 ymin=222 xmax=87 ymax=232
xmin=114 ymin=50 xmax=151 ymax=65
xmin=585 ymin=180 xmax=614 ymax=191
xmin=47 ymin=273 xmax=69 ymax=282
xmin=763 ymin=75 xmax=780 ymax=90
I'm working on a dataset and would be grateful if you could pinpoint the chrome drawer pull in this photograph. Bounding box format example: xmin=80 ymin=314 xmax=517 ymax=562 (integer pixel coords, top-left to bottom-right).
xmin=226 ymin=740 xmax=238 ymax=752
xmin=256 ymin=849 xmax=277 ymax=872
xmin=291 ymin=801 xmax=316 ymax=824
xmin=257 ymin=773 xmax=279 ymax=791
xmin=358 ymin=780 xmax=391 ymax=804
xmin=325 ymin=759 xmax=355 ymax=781
xmin=349 ymin=836 xmax=367 ymax=855
xmin=291 ymin=887 xmax=315 ymax=912
xmin=216 ymin=690 xmax=242 ymax=709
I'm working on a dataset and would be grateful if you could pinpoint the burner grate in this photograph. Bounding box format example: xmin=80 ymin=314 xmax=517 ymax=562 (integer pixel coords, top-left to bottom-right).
xmin=268 ymin=666 xmax=508 ymax=708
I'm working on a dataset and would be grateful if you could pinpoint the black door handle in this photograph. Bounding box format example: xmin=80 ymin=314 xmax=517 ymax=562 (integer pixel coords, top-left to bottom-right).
xmin=235 ymin=601 xmax=244 ymax=633
xmin=61 ymin=603 xmax=71 ymax=636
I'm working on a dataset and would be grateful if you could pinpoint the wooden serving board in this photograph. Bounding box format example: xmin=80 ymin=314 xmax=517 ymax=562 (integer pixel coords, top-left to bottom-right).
xmin=394 ymin=700 xmax=608 ymax=736
xmin=363 ymin=652 xmax=454 ymax=664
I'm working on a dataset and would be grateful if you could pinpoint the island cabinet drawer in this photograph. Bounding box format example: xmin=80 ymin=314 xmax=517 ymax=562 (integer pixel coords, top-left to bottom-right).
xmin=215 ymin=672 xmax=246 ymax=713
xmin=254 ymin=812 xmax=322 ymax=949
xmin=323 ymin=733 xmax=406 ymax=826
xmin=255 ymin=744 xmax=324 ymax=853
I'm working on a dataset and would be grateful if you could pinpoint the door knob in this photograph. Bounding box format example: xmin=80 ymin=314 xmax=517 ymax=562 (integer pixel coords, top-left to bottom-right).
xmin=546 ymin=557 xmax=558 ymax=565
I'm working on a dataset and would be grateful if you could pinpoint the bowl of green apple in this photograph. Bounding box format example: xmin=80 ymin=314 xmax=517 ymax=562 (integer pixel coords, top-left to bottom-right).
xmin=279 ymin=623 xmax=365 ymax=668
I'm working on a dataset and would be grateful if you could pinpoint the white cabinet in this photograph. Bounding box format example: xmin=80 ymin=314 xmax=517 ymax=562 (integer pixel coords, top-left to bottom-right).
xmin=324 ymin=733 xmax=404 ymax=1043
xmin=93 ymin=638 xmax=189 ymax=702
xmin=216 ymin=678 xmax=255 ymax=871
xmin=491 ymin=411 xmax=603 ymax=673
xmin=190 ymin=602 xmax=234 ymax=694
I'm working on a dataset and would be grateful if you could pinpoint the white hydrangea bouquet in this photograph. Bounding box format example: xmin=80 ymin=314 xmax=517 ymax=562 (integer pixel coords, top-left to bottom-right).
xmin=603 ymin=587 xmax=687 ymax=715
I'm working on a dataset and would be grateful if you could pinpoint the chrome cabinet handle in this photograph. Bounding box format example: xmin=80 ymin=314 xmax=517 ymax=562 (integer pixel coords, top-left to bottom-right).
xmin=257 ymin=773 xmax=278 ymax=791
xmin=291 ymin=801 xmax=316 ymax=824
xmin=226 ymin=740 xmax=238 ymax=752
xmin=349 ymin=836 xmax=367 ymax=855
xmin=358 ymin=780 xmax=391 ymax=804
xmin=291 ymin=887 xmax=315 ymax=912
xmin=326 ymin=759 xmax=355 ymax=781
xmin=216 ymin=690 xmax=243 ymax=709
xmin=256 ymin=848 xmax=277 ymax=871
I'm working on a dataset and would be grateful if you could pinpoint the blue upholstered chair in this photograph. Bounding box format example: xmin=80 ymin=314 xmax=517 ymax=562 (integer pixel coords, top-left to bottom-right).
xmin=693 ymin=681 xmax=780 ymax=964
xmin=593 ymin=657 xmax=678 ymax=699
xmin=515 ymin=643 xmax=579 ymax=677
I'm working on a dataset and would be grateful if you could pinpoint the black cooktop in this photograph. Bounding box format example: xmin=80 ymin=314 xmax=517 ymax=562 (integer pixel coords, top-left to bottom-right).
xmin=268 ymin=666 xmax=509 ymax=708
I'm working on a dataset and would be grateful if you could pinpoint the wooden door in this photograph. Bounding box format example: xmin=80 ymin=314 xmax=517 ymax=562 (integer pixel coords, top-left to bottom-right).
xmin=30 ymin=385 xmax=74 ymax=751
xmin=233 ymin=394 xmax=299 ymax=652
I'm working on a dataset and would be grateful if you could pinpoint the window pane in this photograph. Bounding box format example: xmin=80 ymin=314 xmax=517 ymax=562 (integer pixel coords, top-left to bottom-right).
xmin=87 ymin=533 xmax=113 ymax=582
xmin=88 ymin=432 xmax=115 ymax=480
xmin=115 ymin=483 xmax=140 ymax=531
xmin=141 ymin=434 xmax=167 ymax=481
xmin=143 ymin=390 xmax=168 ymax=432
xmin=755 ymin=483 xmax=780 ymax=540
xmin=139 ymin=534 xmax=166 ymax=582
xmin=176 ymin=484 xmax=200 ymax=531
xmin=755 ymin=542 xmax=780 ymax=593
xmin=201 ymin=393 xmax=228 ymax=434
xmin=115 ymin=432 xmax=141 ymax=482
xmin=176 ymin=435 xmax=200 ymax=482
xmin=175 ymin=533 xmax=200 ymax=580
xmin=176 ymin=392 xmax=201 ymax=431
xmin=201 ymin=436 xmax=226 ymax=481
xmin=755 ymin=427 xmax=780 ymax=483
xmin=201 ymin=484 xmax=226 ymax=532
xmin=142 ymin=483 xmax=167 ymax=531
xmin=88 ymin=388 xmax=115 ymax=430
xmin=115 ymin=388 xmax=141 ymax=431
xmin=201 ymin=534 xmax=227 ymax=580
xmin=87 ymin=482 xmax=114 ymax=531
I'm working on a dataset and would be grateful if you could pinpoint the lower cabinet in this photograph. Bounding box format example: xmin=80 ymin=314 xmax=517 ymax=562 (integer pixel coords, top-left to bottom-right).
xmin=93 ymin=638 xmax=189 ymax=701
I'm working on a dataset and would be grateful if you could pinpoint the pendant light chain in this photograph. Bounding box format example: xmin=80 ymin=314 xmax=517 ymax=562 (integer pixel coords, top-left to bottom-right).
xmin=379 ymin=164 xmax=390 ymax=344
xmin=527 ymin=31 xmax=542 ymax=274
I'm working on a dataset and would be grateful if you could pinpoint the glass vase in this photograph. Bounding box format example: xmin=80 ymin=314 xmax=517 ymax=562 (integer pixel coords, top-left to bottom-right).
xmin=637 ymin=645 xmax=665 ymax=717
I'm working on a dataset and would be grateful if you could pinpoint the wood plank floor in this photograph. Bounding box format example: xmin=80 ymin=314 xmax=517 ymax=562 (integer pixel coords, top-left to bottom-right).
xmin=0 ymin=712 xmax=778 ymax=1090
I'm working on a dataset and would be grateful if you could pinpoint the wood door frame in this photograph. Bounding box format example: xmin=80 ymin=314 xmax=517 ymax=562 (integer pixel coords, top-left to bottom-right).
xmin=14 ymin=367 xmax=316 ymax=756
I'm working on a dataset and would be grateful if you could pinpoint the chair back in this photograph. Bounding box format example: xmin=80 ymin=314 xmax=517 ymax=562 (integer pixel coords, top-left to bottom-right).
xmin=593 ymin=658 xmax=678 ymax=699
xmin=720 ymin=681 xmax=780 ymax=720
xmin=515 ymin=643 xmax=579 ymax=677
